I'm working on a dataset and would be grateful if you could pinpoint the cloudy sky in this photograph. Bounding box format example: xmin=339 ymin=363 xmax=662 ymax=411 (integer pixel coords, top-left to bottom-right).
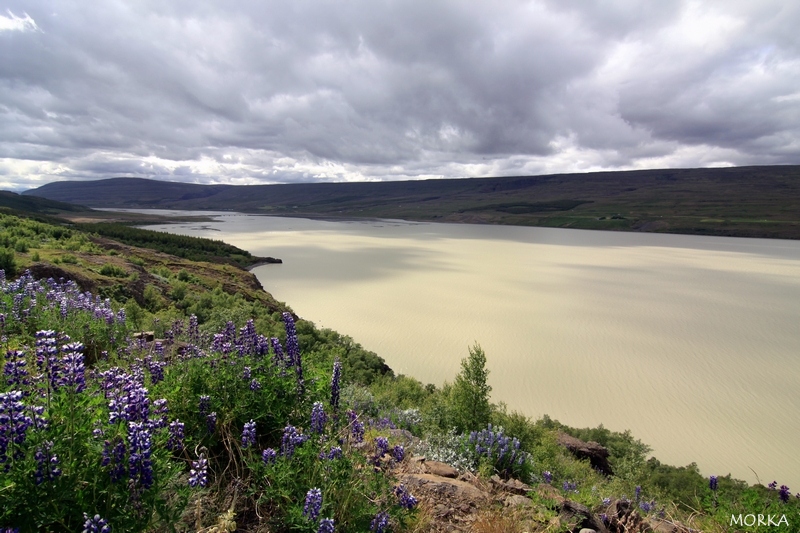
xmin=1 ymin=1 xmax=799 ymax=191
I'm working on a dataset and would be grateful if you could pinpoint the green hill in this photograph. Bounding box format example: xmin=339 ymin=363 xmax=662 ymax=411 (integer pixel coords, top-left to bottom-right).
xmin=24 ymin=165 xmax=800 ymax=239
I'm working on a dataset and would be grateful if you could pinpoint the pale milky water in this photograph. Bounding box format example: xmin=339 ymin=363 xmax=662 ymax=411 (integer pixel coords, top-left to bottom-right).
xmin=139 ymin=211 xmax=800 ymax=488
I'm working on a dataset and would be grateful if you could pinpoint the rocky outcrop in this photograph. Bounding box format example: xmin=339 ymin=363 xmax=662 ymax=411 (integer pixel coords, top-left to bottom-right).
xmin=557 ymin=432 xmax=614 ymax=476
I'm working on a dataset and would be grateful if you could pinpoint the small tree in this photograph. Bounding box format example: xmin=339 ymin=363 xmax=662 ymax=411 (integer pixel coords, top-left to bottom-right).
xmin=450 ymin=344 xmax=492 ymax=432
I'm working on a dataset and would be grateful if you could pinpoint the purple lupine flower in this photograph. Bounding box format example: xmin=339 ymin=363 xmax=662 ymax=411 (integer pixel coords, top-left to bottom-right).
xmin=709 ymin=475 xmax=718 ymax=491
xmin=769 ymin=480 xmax=778 ymax=490
xmin=242 ymin=367 xmax=251 ymax=380
xmin=375 ymin=436 xmax=389 ymax=458
xmin=127 ymin=421 xmax=154 ymax=489
xmin=347 ymin=410 xmax=364 ymax=443
xmin=280 ymin=425 xmax=308 ymax=457
xmin=392 ymin=444 xmax=405 ymax=463
xmin=33 ymin=441 xmax=60 ymax=484
xmin=249 ymin=378 xmax=261 ymax=391
xmin=101 ymin=438 xmax=127 ymax=482
xmin=303 ymin=487 xmax=323 ymax=522
xmin=779 ymin=485 xmax=791 ymax=503
xmin=270 ymin=337 xmax=286 ymax=368
xmin=199 ymin=395 xmax=211 ymax=415
xmin=639 ymin=500 xmax=655 ymax=513
xmin=262 ymin=448 xmax=277 ymax=464
xmin=394 ymin=483 xmax=418 ymax=510
xmin=189 ymin=453 xmax=208 ymax=488
xmin=310 ymin=402 xmax=327 ymax=434
xmin=600 ymin=513 xmax=609 ymax=524
xmin=206 ymin=412 xmax=217 ymax=434
xmin=167 ymin=420 xmax=185 ymax=452
xmin=330 ymin=359 xmax=341 ymax=412
xmin=543 ymin=471 xmax=552 ymax=484
xmin=242 ymin=420 xmax=256 ymax=448
xmin=82 ymin=513 xmax=111 ymax=533
xmin=635 ymin=485 xmax=641 ymax=501
xmin=327 ymin=446 xmax=343 ymax=460
xmin=562 ymin=481 xmax=578 ymax=493
xmin=0 ymin=391 xmax=33 ymax=464
xmin=317 ymin=518 xmax=335 ymax=533
xmin=4 ymin=350 xmax=28 ymax=387
xmin=602 ymin=497 xmax=611 ymax=506
xmin=282 ymin=312 xmax=304 ymax=395
xmin=370 ymin=511 xmax=390 ymax=533
xmin=188 ymin=314 xmax=199 ymax=342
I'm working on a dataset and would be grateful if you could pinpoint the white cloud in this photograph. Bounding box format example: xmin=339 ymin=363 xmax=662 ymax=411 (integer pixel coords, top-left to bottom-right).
xmin=0 ymin=0 xmax=798 ymax=191
xmin=0 ymin=10 xmax=38 ymax=32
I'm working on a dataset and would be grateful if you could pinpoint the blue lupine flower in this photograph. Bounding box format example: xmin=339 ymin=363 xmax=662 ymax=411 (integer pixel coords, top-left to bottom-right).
xmin=206 ymin=412 xmax=217 ymax=434
xmin=375 ymin=436 xmax=389 ymax=458
xmin=635 ymin=485 xmax=641 ymax=501
xmin=318 ymin=518 xmax=334 ymax=533
xmin=82 ymin=513 xmax=111 ymax=533
xmin=242 ymin=367 xmax=251 ymax=380
xmin=303 ymin=487 xmax=323 ymax=522
xmin=281 ymin=425 xmax=308 ymax=457
xmin=101 ymin=438 xmax=127 ymax=482
xmin=709 ymin=475 xmax=718 ymax=491
xmin=4 ymin=350 xmax=28 ymax=387
xmin=394 ymin=483 xmax=418 ymax=510
xmin=347 ymin=410 xmax=364 ymax=443
xmin=779 ymin=485 xmax=791 ymax=503
xmin=282 ymin=312 xmax=304 ymax=395
xmin=602 ymin=497 xmax=611 ymax=506
xmin=34 ymin=441 xmax=60 ymax=484
xmin=249 ymin=378 xmax=261 ymax=391
xmin=127 ymin=421 xmax=154 ymax=489
xmin=189 ymin=453 xmax=208 ymax=488
xmin=0 ymin=391 xmax=33 ymax=464
xmin=262 ymin=448 xmax=277 ymax=464
xmin=242 ymin=420 xmax=256 ymax=448
xmin=311 ymin=402 xmax=327 ymax=434
xmin=370 ymin=511 xmax=390 ymax=533
xmin=167 ymin=420 xmax=185 ymax=452
xmin=543 ymin=471 xmax=553 ymax=484
xmin=393 ymin=444 xmax=405 ymax=463
xmin=199 ymin=395 xmax=211 ymax=415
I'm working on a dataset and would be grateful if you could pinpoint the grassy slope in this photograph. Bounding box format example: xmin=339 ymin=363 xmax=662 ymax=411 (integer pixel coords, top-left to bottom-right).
xmin=24 ymin=165 xmax=800 ymax=240
xmin=2 ymin=209 xmax=797 ymax=532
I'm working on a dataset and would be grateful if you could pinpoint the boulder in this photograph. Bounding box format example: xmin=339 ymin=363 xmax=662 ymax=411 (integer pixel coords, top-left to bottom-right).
xmin=557 ymin=432 xmax=613 ymax=476
xmin=425 ymin=461 xmax=458 ymax=478
xmin=560 ymin=500 xmax=610 ymax=533
xmin=400 ymin=473 xmax=490 ymax=506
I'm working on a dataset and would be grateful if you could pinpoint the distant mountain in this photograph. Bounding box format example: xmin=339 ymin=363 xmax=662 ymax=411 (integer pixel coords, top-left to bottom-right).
xmin=23 ymin=166 xmax=800 ymax=239
xmin=0 ymin=190 xmax=89 ymax=215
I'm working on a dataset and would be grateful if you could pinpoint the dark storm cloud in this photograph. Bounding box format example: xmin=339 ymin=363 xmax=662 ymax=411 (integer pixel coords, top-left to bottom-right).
xmin=1 ymin=0 xmax=799 ymax=190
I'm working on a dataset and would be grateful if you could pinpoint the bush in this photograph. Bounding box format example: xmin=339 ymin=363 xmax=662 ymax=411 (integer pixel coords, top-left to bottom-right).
xmin=0 ymin=247 xmax=17 ymax=277
xmin=99 ymin=264 xmax=128 ymax=278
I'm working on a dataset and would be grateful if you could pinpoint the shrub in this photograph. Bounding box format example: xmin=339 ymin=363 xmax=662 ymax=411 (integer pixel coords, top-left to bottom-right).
xmin=0 ymin=247 xmax=17 ymax=276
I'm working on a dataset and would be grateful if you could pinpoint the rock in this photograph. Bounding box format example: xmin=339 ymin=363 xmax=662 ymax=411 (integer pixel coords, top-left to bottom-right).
xmin=557 ymin=432 xmax=614 ymax=476
xmin=133 ymin=331 xmax=155 ymax=342
xmin=579 ymin=529 xmax=598 ymax=533
xmin=400 ymin=473 xmax=489 ymax=505
xmin=489 ymin=474 xmax=532 ymax=495
xmin=504 ymin=494 xmax=533 ymax=507
xmin=560 ymin=500 xmax=609 ymax=533
xmin=425 ymin=461 xmax=458 ymax=478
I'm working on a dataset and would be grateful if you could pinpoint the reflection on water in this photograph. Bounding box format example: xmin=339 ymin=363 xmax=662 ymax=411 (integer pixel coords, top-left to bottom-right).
xmin=144 ymin=212 xmax=800 ymax=489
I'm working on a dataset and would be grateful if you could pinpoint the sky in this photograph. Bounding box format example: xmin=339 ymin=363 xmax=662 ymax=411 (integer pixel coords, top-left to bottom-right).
xmin=1 ymin=1 xmax=799 ymax=191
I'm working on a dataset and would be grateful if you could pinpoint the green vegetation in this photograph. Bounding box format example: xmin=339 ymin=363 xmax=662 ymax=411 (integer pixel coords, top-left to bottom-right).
xmin=24 ymin=165 xmax=800 ymax=240
xmin=1 ymin=208 xmax=798 ymax=532
xmin=75 ymin=222 xmax=262 ymax=268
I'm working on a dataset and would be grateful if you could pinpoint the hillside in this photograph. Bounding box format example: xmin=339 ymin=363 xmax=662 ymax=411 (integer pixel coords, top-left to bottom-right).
xmin=24 ymin=165 xmax=800 ymax=240
xmin=1 ymin=209 xmax=798 ymax=532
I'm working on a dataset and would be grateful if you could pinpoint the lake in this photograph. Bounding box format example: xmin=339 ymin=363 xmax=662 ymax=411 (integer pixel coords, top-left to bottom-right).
xmin=140 ymin=211 xmax=800 ymax=489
